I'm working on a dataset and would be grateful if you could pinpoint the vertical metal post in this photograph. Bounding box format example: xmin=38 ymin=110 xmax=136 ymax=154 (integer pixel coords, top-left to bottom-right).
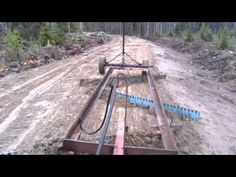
xmin=122 ymin=22 xmax=125 ymax=65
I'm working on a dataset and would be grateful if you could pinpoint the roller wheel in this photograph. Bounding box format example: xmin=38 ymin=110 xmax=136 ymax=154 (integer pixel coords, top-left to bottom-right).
xmin=99 ymin=57 xmax=106 ymax=74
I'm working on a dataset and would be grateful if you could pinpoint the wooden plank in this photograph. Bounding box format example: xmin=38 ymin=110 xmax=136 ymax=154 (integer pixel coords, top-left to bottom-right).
xmin=113 ymin=117 xmax=125 ymax=155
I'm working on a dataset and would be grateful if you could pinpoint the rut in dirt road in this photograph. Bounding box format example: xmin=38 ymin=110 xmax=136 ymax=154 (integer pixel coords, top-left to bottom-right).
xmin=0 ymin=37 xmax=121 ymax=153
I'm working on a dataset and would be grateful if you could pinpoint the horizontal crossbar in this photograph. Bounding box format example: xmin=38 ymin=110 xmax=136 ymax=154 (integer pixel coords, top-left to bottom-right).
xmin=63 ymin=139 xmax=178 ymax=155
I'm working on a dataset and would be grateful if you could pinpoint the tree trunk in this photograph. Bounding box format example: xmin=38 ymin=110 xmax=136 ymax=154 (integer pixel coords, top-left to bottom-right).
xmin=138 ymin=22 xmax=141 ymax=37
xmin=8 ymin=22 xmax=12 ymax=32
xmin=146 ymin=22 xmax=150 ymax=37
xmin=79 ymin=22 xmax=83 ymax=32
xmin=160 ymin=22 xmax=163 ymax=35
xmin=233 ymin=22 xmax=236 ymax=30
xmin=68 ymin=22 xmax=71 ymax=32
xmin=130 ymin=22 xmax=133 ymax=35
xmin=224 ymin=22 xmax=228 ymax=29
xmin=202 ymin=22 xmax=205 ymax=28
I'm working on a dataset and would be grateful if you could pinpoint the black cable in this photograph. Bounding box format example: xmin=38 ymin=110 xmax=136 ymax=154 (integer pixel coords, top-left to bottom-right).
xmin=96 ymin=84 xmax=117 ymax=155
xmin=79 ymin=86 xmax=114 ymax=135
xmin=170 ymin=118 xmax=174 ymax=128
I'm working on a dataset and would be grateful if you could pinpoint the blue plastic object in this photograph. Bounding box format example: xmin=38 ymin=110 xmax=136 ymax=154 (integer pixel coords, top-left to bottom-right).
xmin=103 ymin=88 xmax=200 ymax=121
xmin=0 ymin=151 xmax=16 ymax=155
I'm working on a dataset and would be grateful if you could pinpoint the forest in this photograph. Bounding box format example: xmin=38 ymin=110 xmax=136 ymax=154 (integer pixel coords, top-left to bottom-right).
xmin=1 ymin=22 xmax=236 ymax=39
xmin=0 ymin=22 xmax=236 ymax=73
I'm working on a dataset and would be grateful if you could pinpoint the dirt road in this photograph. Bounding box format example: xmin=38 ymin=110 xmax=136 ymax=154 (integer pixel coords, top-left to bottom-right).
xmin=0 ymin=35 xmax=235 ymax=154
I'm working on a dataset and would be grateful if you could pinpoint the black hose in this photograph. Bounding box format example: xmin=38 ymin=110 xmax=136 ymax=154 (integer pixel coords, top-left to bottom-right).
xmin=80 ymin=72 xmax=128 ymax=155
xmin=79 ymin=86 xmax=114 ymax=135
xmin=96 ymin=84 xmax=117 ymax=155
xmin=170 ymin=118 xmax=174 ymax=128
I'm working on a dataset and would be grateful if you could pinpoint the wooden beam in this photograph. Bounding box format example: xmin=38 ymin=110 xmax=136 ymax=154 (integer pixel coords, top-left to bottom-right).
xmin=113 ymin=117 xmax=125 ymax=155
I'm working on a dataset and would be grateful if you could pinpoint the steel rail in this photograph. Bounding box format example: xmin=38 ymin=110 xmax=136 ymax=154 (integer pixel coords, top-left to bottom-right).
xmin=146 ymin=70 xmax=178 ymax=151
xmin=96 ymin=84 xmax=117 ymax=155
xmin=106 ymin=63 xmax=153 ymax=68
xmin=65 ymin=68 xmax=113 ymax=139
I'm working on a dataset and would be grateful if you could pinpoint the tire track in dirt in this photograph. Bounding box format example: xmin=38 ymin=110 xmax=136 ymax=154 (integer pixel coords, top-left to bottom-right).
xmin=0 ymin=36 xmax=122 ymax=153
xmin=0 ymin=67 xmax=83 ymax=151
xmin=150 ymin=42 xmax=236 ymax=154
xmin=0 ymin=36 xmax=204 ymax=154
xmin=0 ymin=59 xmax=83 ymax=119
xmin=0 ymin=39 xmax=116 ymax=122
xmin=0 ymin=64 xmax=69 ymax=98
xmin=0 ymin=67 xmax=67 ymax=123
xmin=0 ymin=66 xmax=74 ymax=135
xmin=0 ymin=63 xmax=71 ymax=99
xmin=0 ymin=36 xmax=118 ymax=99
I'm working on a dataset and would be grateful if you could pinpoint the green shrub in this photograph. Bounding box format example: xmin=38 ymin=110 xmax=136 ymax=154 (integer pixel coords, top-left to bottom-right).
xmin=200 ymin=26 xmax=213 ymax=42
xmin=21 ymin=39 xmax=31 ymax=48
xmin=185 ymin=31 xmax=194 ymax=42
xmin=38 ymin=25 xmax=65 ymax=46
xmin=31 ymin=41 xmax=41 ymax=54
xmin=154 ymin=32 xmax=161 ymax=39
xmin=167 ymin=30 xmax=174 ymax=37
xmin=68 ymin=34 xmax=86 ymax=47
xmin=218 ymin=29 xmax=229 ymax=50
xmin=3 ymin=30 xmax=21 ymax=60
xmin=78 ymin=35 xmax=85 ymax=46
xmin=57 ymin=22 xmax=77 ymax=33
xmin=174 ymin=27 xmax=182 ymax=38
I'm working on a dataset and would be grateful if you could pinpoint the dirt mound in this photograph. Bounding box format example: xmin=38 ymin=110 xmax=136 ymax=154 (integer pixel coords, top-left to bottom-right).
xmin=156 ymin=38 xmax=236 ymax=85
xmin=162 ymin=39 xmax=203 ymax=54
xmin=126 ymin=130 xmax=163 ymax=149
xmin=0 ymin=32 xmax=111 ymax=77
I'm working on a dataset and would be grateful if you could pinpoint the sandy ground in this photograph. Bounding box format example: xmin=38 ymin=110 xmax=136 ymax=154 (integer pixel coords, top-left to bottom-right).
xmin=150 ymin=42 xmax=236 ymax=154
xmin=0 ymin=35 xmax=235 ymax=154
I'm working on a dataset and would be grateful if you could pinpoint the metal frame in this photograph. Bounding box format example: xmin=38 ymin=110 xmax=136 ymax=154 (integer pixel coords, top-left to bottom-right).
xmin=106 ymin=63 xmax=152 ymax=68
xmin=96 ymin=84 xmax=117 ymax=155
xmin=65 ymin=68 xmax=113 ymax=139
xmin=63 ymin=68 xmax=178 ymax=155
xmin=63 ymin=23 xmax=178 ymax=155
xmin=63 ymin=140 xmax=178 ymax=155
xmin=104 ymin=22 xmax=153 ymax=70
